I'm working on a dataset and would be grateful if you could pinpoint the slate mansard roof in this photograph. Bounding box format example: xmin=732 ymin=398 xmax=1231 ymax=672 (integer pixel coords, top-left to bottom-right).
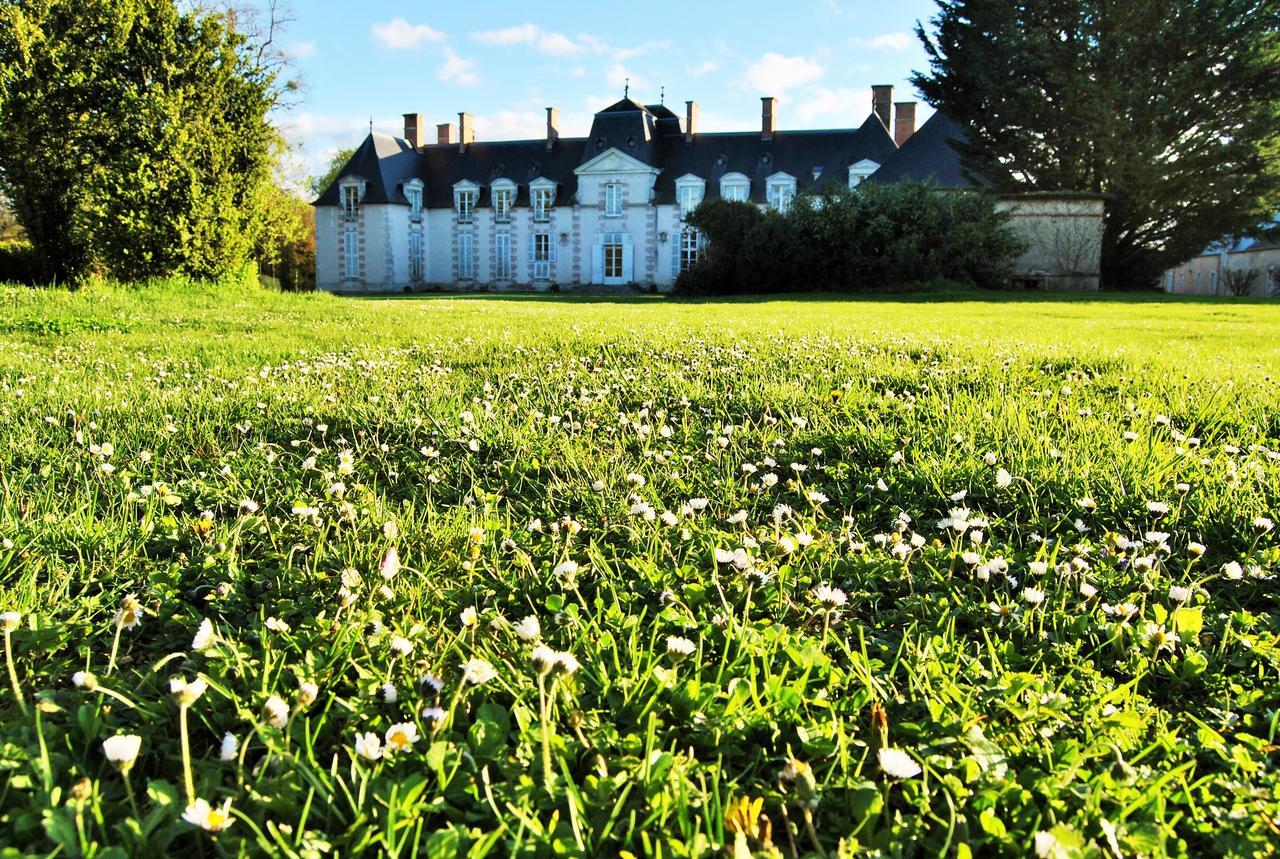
xmin=313 ymin=98 xmax=972 ymax=209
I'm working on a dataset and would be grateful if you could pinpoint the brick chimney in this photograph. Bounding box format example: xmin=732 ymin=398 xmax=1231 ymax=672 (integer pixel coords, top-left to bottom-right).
xmin=436 ymin=123 xmax=456 ymax=145
xmin=761 ymin=96 xmax=777 ymax=142
xmin=685 ymin=100 xmax=699 ymax=142
xmin=894 ymin=101 xmax=917 ymax=146
xmin=546 ymin=107 xmax=559 ymax=151
xmin=457 ymin=112 xmax=474 ymax=153
xmin=403 ymin=113 xmax=425 ymax=149
xmin=871 ymin=85 xmax=893 ymax=131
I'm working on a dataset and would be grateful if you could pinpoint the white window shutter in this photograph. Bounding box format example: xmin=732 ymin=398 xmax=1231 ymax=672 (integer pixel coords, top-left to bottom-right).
xmin=621 ymin=241 xmax=634 ymax=284
xmin=549 ymin=234 xmax=557 ymax=263
xmin=591 ymin=242 xmax=604 ymax=284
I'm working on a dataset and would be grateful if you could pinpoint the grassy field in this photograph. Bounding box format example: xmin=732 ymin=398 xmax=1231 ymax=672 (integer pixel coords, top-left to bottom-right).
xmin=0 ymin=283 xmax=1278 ymax=858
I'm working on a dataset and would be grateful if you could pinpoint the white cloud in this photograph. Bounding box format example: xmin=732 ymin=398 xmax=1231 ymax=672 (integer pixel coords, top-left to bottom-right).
xmin=286 ymin=41 xmax=316 ymax=59
xmin=605 ymin=63 xmax=649 ymax=95
xmin=275 ymin=112 xmax=399 ymax=178
xmin=371 ymin=18 xmax=446 ymax=50
xmin=739 ymin=52 xmax=824 ymax=96
xmin=473 ymin=23 xmax=584 ymax=56
xmin=854 ymin=32 xmax=914 ymax=51
xmin=795 ymin=87 xmax=867 ymax=123
xmin=687 ymin=59 xmax=719 ymax=77
xmin=471 ymin=108 xmax=593 ymax=142
xmin=471 ymin=24 xmax=665 ymax=62
xmin=438 ymin=46 xmax=481 ymax=86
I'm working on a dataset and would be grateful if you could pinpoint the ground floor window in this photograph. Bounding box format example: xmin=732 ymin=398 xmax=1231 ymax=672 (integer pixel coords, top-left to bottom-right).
xmin=494 ymin=233 xmax=512 ymax=280
xmin=458 ymin=232 xmax=475 ymax=280
xmin=343 ymin=229 xmax=359 ymax=279
xmin=533 ymin=232 xmax=552 ymax=281
xmin=409 ymin=230 xmax=423 ymax=280
xmin=679 ymin=228 xmax=700 ymax=273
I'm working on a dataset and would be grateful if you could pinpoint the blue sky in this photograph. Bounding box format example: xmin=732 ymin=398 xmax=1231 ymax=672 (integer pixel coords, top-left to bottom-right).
xmin=274 ymin=0 xmax=941 ymax=180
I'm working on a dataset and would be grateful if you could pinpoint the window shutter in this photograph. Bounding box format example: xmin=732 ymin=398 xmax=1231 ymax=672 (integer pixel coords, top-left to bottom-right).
xmin=549 ymin=234 xmax=557 ymax=263
xmin=621 ymin=241 xmax=634 ymax=284
xmin=591 ymin=241 xmax=604 ymax=284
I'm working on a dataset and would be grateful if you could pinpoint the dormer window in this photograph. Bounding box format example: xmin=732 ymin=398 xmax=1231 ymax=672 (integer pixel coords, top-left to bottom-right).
xmin=720 ymin=173 xmax=749 ymax=203
xmin=405 ymin=180 xmax=423 ymax=222
xmin=604 ymin=183 xmax=622 ymax=217
xmin=766 ymin=173 xmax=796 ymax=213
xmin=848 ymin=159 xmax=880 ymax=188
xmin=675 ymin=175 xmax=706 ymax=221
xmin=454 ymin=183 xmax=477 ymax=223
xmin=341 ymin=184 xmax=360 ymax=219
xmin=532 ymin=181 xmax=555 ymax=223
xmin=492 ymin=180 xmax=515 ymax=224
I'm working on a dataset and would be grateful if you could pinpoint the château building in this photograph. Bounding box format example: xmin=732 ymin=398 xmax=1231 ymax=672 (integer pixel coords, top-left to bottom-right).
xmin=312 ymin=87 xmax=942 ymax=292
xmin=313 ymin=85 xmax=1106 ymax=293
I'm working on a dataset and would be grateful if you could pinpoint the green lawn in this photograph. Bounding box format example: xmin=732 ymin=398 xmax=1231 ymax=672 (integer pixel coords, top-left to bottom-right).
xmin=0 ymin=284 xmax=1277 ymax=857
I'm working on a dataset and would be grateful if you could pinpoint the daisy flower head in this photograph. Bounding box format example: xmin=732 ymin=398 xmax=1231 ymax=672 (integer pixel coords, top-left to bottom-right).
xmin=102 ymin=734 xmax=142 ymax=773
xmin=183 ymin=797 xmax=234 ymax=832
xmin=384 ymin=722 xmax=419 ymax=753
xmin=170 ymin=676 xmax=208 ymax=706
xmin=191 ymin=618 xmax=215 ymax=652
xmin=354 ymin=732 xmax=382 ymax=760
xmin=812 ymin=584 xmax=848 ymax=610
xmin=262 ymin=695 xmax=290 ymax=728
xmin=462 ymin=658 xmax=498 ymax=685
xmin=665 ymin=635 xmax=696 ymax=661
xmin=877 ymin=747 xmax=922 ymax=779
xmin=513 ymin=615 xmax=541 ymax=642
xmin=116 ymin=594 xmax=143 ymax=630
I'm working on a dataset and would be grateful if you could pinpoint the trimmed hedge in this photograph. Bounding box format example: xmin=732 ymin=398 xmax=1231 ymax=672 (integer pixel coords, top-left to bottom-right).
xmin=676 ymin=181 xmax=1025 ymax=295
xmin=0 ymin=241 xmax=39 ymax=285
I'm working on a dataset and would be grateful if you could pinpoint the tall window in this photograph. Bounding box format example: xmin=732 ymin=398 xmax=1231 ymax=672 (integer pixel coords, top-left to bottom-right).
xmin=458 ymin=233 xmax=474 ymax=279
xmin=604 ymin=240 xmax=623 ymax=279
xmin=679 ymin=228 xmax=700 ymax=272
xmin=604 ymin=183 xmax=622 ymax=217
xmin=494 ymin=233 xmax=512 ymax=280
xmin=533 ymin=187 xmax=554 ymax=222
xmin=533 ymin=233 xmax=552 ymax=281
xmin=406 ymin=186 xmax=422 ymax=222
xmin=768 ymin=180 xmax=795 ymax=213
xmin=494 ymin=188 xmax=513 ymax=223
xmin=342 ymin=186 xmax=359 ymax=219
xmin=409 ymin=231 xmax=423 ymax=280
xmin=455 ymin=189 xmax=476 ymax=223
xmin=343 ymin=229 xmax=359 ymax=278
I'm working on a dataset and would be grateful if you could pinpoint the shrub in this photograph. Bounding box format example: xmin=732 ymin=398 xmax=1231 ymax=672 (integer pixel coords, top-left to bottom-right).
xmin=677 ymin=181 xmax=1025 ymax=295
xmin=0 ymin=241 xmax=39 ymax=285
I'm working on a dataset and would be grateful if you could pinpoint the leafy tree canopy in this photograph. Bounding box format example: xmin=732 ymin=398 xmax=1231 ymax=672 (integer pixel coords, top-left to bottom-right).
xmin=0 ymin=0 xmax=286 ymax=282
xmin=912 ymin=0 xmax=1280 ymax=288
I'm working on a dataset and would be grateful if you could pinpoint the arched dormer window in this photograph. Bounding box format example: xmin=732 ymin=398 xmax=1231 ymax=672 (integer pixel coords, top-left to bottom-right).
xmin=453 ymin=180 xmax=479 ymax=224
xmin=720 ymin=172 xmax=749 ymax=203
xmin=766 ymin=172 xmax=796 ymax=212
xmin=404 ymin=178 xmax=424 ymax=222
xmin=491 ymin=179 xmax=516 ymax=224
xmin=675 ymin=174 xmax=706 ymax=220
xmin=530 ymin=177 xmax=556 ymax=223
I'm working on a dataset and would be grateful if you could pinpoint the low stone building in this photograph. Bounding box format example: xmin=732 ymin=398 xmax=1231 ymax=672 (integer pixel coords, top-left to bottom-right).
xmin=313 ymin=87 xmax=1105 ymax=293
xmin=1161 ymin=230 xmax=1280 ymax=297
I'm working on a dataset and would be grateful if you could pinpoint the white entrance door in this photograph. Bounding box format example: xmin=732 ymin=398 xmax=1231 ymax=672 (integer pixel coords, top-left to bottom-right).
xmin=593 ymin=232 xmax=631 ymax=285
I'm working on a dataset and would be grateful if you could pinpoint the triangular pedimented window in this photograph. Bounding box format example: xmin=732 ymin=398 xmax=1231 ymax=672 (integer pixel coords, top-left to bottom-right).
xmin=575 ymin=148 xmax=660 ymax=176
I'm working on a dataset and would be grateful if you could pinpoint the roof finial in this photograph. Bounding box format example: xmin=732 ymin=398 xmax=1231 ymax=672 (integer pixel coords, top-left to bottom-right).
xmin=369 ymin=115 xmax=373 ymax=134
xmin=660 ymin=86 xmax=665 ymax=104
xmin=624 ymin=77 xmax=629 ymax=99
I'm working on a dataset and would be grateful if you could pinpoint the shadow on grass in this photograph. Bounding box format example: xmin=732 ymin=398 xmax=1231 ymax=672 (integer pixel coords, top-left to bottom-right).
xmin=342 ymin=288 xmax=1279 ymax=307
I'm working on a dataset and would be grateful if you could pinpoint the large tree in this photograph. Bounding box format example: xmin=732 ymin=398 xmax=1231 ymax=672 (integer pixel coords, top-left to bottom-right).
xmin=912 ymin=0 xmax=1280 ymax=288
xmin=0 ymin=0 xmax=284 ymax=282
